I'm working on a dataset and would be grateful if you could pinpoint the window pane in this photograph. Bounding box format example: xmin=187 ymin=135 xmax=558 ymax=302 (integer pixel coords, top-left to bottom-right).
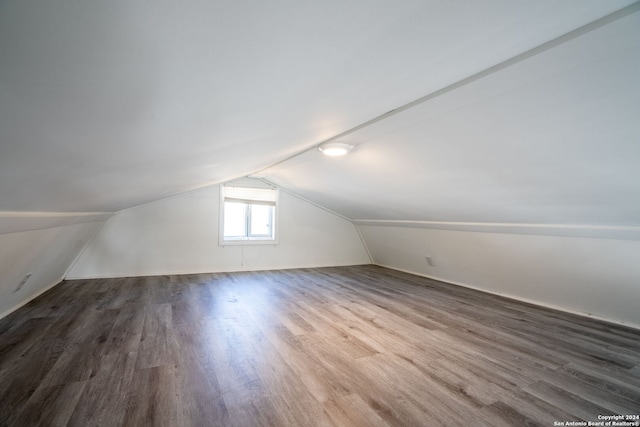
xmin=250 ymin=204 xmax=273 ymax=237
xmin=223 ymin=202 xmax=247 ymax=237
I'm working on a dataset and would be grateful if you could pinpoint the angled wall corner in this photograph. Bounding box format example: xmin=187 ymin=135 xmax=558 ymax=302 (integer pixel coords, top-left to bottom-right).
xmin=358 ymin=224 xmax=640 ymax=329
xmin=0 ymin=217 xmax=106 ymax=320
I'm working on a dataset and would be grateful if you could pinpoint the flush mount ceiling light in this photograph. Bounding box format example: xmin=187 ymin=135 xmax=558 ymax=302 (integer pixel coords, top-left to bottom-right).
xmin=318 ymin=142 xmax=353 ymax=157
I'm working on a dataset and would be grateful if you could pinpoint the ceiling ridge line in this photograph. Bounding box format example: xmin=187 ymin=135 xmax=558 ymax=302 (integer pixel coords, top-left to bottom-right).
xmin=251 ymin=0 xmax=640 ymax=175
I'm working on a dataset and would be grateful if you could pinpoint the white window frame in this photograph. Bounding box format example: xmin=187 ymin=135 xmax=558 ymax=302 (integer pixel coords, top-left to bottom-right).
xmin=219 ymin=184 xmax=279 ymax=246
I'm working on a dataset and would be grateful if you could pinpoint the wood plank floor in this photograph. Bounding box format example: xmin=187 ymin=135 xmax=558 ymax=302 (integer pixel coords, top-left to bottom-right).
xmin=1 ymin=265 xmax=639 ymax=426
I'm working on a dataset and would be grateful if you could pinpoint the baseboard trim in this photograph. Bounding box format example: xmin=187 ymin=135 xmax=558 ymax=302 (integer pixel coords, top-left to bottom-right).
xmin=18 ymin=264 xmax=638 ymax=332
xmin=374 ymin=263 xmax=640 ymax=331
xmin=0 ymin=277 xmax=64 ymax=321
xmin=65 ymin=263 xmax=372 ymax=281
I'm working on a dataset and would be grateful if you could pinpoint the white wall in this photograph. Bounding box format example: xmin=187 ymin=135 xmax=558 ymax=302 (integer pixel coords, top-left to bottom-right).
xmin=0 ymin=220 xmax=104 ymax=319
xmin=359 ymin=224 xmax=640 ymax=329
xmin=67 ymin=185 xmax=371 ymax=279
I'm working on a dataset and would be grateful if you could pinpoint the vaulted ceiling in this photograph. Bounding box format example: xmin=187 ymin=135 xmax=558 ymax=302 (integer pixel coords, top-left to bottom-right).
xmin=1 ymin=1 xmax=639 ymax=228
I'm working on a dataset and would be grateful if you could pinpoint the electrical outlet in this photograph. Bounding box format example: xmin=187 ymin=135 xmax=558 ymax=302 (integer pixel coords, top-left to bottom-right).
xmin=425 ymin=256 xmax=434 ymax=267
xmin=13 ymin=273 xmax=32 ymax=293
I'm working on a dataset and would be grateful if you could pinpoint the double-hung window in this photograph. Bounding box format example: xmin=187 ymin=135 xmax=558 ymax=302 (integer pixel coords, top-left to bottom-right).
xmin=220 ymin=184 xmax=278 ymax=244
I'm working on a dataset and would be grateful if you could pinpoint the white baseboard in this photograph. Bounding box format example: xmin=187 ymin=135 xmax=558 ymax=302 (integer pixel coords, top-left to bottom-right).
xmin=374 ymin=263 xmax=640 ymax=331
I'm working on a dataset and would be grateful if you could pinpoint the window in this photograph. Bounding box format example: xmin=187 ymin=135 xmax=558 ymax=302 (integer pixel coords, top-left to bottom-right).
xmin=220 ymin=184 xmax=278 ymax=244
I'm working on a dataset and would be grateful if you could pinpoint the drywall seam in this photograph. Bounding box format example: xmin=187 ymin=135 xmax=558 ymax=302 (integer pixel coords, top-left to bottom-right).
xmin=116 ymin=176 xmax=274 ymax=216
xmin=63 ymin=217 xmax=111 ymax=279
xmin=256 ymin=178 xmax=353 ymax=221
xmin=353 ymin=219 xmax=640 ymax=230
xmin=0 ymin=211 xmax=112 ymax=235
xmin=257 ymin=178 xmax=374 ymax=263
xmin=0 ymin=211 xmax=112 ymax=217
xmin=374 ymin=263 xmax=640 ymax=331
xmin=114 ymin=175 xmax=355 ymax=224
xmin=113 ymin=183 xmax=222 ymax=215
xmin=0 ymin=276 xmax=64 ymax=321
xmin=355 ymin=225 xmax=374 ymax=264
xmin=353 ymin=219 xmax=640 ymax=240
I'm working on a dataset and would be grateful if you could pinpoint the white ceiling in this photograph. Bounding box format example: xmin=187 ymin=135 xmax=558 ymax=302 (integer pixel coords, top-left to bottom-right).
xmin=1 ymin=1 xmax=638 ymax=227
xmin=259 ymin=5 xmax=640 ymax=227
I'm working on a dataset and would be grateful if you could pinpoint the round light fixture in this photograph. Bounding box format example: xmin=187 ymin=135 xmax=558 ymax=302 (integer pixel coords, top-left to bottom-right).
xmin=318 ymin=142 xmax=353 ymax=157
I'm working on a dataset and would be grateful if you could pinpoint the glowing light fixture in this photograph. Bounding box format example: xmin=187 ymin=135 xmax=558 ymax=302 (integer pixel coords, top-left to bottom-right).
xmin=318 ymin=142 xmax=353 ymax=157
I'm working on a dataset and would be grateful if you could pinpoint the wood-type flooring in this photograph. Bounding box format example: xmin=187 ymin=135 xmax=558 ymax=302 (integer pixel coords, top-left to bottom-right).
xmin=1 ymin=265 xmax=639 ymax=426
